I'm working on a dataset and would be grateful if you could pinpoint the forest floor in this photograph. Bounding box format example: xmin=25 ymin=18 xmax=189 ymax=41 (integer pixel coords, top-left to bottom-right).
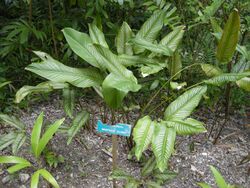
xmin=0 ymin=95 xmax=249 ymax=188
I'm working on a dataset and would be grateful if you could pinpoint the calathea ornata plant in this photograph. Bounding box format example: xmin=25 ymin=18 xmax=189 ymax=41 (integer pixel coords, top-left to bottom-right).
xmin=15 ymin=9 xmax=185 ymax=145
xmin=133 ymin=86 xmax=207 ymax=172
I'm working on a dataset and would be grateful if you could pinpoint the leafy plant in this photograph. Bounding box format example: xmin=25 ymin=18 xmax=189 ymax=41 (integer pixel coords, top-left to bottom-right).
xmin=0 ymin=112 xmax=64 ymax=187
xmin=133 ymin=86 xmax=207 ymax=172
xmin=0 ymin=114 xmax=26 ymax=154
xmin=198 ymin=166 xmax=239 ymax=188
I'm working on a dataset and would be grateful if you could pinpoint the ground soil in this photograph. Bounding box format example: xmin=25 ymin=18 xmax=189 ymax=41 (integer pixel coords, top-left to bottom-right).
xmin=0 ymin=95 xmax=249 ymax=188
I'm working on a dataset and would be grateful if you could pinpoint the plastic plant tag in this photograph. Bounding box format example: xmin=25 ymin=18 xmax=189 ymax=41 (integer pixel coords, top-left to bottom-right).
xmin=97 ymin=120 xmax=131 ymax=137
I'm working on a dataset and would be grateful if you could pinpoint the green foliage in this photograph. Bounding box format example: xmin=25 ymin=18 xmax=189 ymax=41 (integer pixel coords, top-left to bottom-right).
xmin=133 ymin=86 xmax=207 ymax=172
xmin=0 ymin=114 xmax=26 ymax=154
xmin=67 ymin=111 xmax=89 ymax=145
xmin=31 ymin=112 xmax=64 ymax=158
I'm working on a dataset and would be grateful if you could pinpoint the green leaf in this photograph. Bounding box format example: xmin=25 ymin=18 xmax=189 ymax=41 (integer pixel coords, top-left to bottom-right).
xmin=12 ymin=132 xmax=26 ymax=155
xmin=89 ymin=23 xmax=109 ymax=48
xmin=210 ymin=166 xmax=228 ymax=188
xmin=164 ymin=118 xmax=206 ymax=135
xmin=201 ymin=64 xmax=223 ymax=77
xmin=7 ymin=163 xmax=31 ymax=174
xmin=204 ymin=72 xmax=250 ymax=86
xmin=0 ymin=132 xmax=17 ymax=151
xmin=67 ymin=111 xmax=89 ymax=145
xmin=62 ymin=27 xmax=103 ymax=69
xmin=141 ymin=156 xmax=157 ymax=176
xmin=164 ymin=86 xmax=207 ymax=120
xmin=216 ymin=9 xmax=240 ymax=64
xmin=37 ymin=118 xmax=64 ymax=158
xmin=152 ymin=124 xmax=176 ymax=172
xmin=31 ymin=170 xmax=40 ymax=188
xmin=119 ymin=54 xmax=161 ymax=67
xmin=236 ymin=77 xmax=250 ymax=91
xmin=26 ymin=51 xmax=104 ymax=88
xmin=110 ymin=169 xmax=134 ymax=180
xmin=0 ymin=81 xmax=11 ymax=89
xmin=140 ymin=60 xmax=168 ymax=77
xmin=153 ymin=170 xmax=177 ymax=183
xmin=197 ymin=182 xmax=212 ymax=188
xmin=15 ymin=81 xmax=68 ymax=103
xmin=169 ymin=51 xmax=182 ymax=80
xmin=39 ymin=169 xmax=60 ymax=188
xmin=31 ymin=112 xmax=44 ymax=158
xmin=0 ymin=156 xmax=31 ymax=164
xmin=159 ymin=26 xmax=185 ymax=52
xmin=63 ymin=87 xmax=75 ymax=118
xmin=31 ymin=169 xmax=59 ymax=188
xmin=133 ymin=37 xmax=173 ymax=56
xmin=232 ymin=58 xmax=250 ymax=73
xmin=0 ymin=114 xmax=25 ymax=130
xmin=133 ymin=116 xmax=156 ymax=160
xmin=145 ymin=181 xmax=162 ymax=188
xmin=116 ymin=22 xmax=133 ymax=55
xmin=202 ymin=0 xmax=225 ymax=21
xmin=134 ymin=10 xmax=166 ymax=54
xmin=125 ymin=180 xmax=140 ymax=188
xmin=88 ymin=45 xmax=140 ymax=90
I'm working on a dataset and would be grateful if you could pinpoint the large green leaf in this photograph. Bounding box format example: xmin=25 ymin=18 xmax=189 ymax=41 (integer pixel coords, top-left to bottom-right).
xmin=169 ymin=51 xmax=182 ymax=80
xmin=88 ymin=45 xmax=141 ymax=96
xmin=133 ymin=116 xmax=156 ymax=160
xmin=210 ymin=166 xmax=228 ymax=188
xmin=0 ymin=114 xmax=25 ymax=130
xmin=164 ymin=86 xmax=207 ymax=120
xmin=31 ymin=169 xmax=59 ymax=188
xmin=116 ymin=22 xmax=133 ymax=55
xmin=164 ymin=118 xmax=206 ymax=135
xmin=62 ymin=28 xmax=104 ymax=69
xmin=152 ymin=124 xmax=176 ymax=172
xmin=216 ymin=9 xmax=240 ymax=64
xmin=67 ymin=111 xmax=89 ymax=145
xmin=15 ymin=81 xmax=68 ymax=103
xmin=134 ymin=10 xmax=166 ymax=54
xmin=201 ymin=64 xmax=223 ymax=77
xmin=63 ymin=87 xmax=75 ymax=118
xmin=31 ymin=112 xmax=44 ymax=158
xmin=89 ymin=23 xmax=109 ymax=48
xmin=159 ymin=26 xmax=185 ymax=52
xmin=26 ymin=51 xmax=104 ymax=88
xmin=204 ymin=72 xmax=250 ymax=86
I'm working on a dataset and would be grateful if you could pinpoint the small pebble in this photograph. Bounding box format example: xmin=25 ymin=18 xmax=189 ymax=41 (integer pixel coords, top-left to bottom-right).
xmin=19 ymin=173 xmax=30 ymax=183
xmin=2 ymin=175 xmax=11 ymax=184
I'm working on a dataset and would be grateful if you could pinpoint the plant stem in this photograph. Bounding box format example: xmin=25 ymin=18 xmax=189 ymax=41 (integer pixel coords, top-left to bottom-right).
xmin=111 ymin=109 xmax=118 ymax=188
xmin=48 ymin=0 xmax=58 ymax=57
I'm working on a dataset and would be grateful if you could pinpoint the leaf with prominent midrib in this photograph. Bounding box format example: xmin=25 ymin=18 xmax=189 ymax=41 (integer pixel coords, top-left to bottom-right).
xmin=116 ymin=22 xmax=133 ymax=55
xmin=164 ymin=86 xmax=207 ymax=120
xmin=133 ymin=116 xmax=156 ymax=160
xmin=26 ymin=51 xmax=104 ymax=89
xmin=152 ymin=124 xmax=176 ymax=172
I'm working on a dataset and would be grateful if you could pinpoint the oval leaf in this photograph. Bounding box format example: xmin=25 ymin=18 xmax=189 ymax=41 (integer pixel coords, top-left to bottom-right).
xmin=216 ymin=9 xmax=240 ymax=64
xmin=133 ymin=116 xmax=155 ymax=160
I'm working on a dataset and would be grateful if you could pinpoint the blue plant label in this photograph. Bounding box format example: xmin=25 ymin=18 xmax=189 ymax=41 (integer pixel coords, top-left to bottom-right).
xmin=97 ymin=120 xmax=131 ymax=137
